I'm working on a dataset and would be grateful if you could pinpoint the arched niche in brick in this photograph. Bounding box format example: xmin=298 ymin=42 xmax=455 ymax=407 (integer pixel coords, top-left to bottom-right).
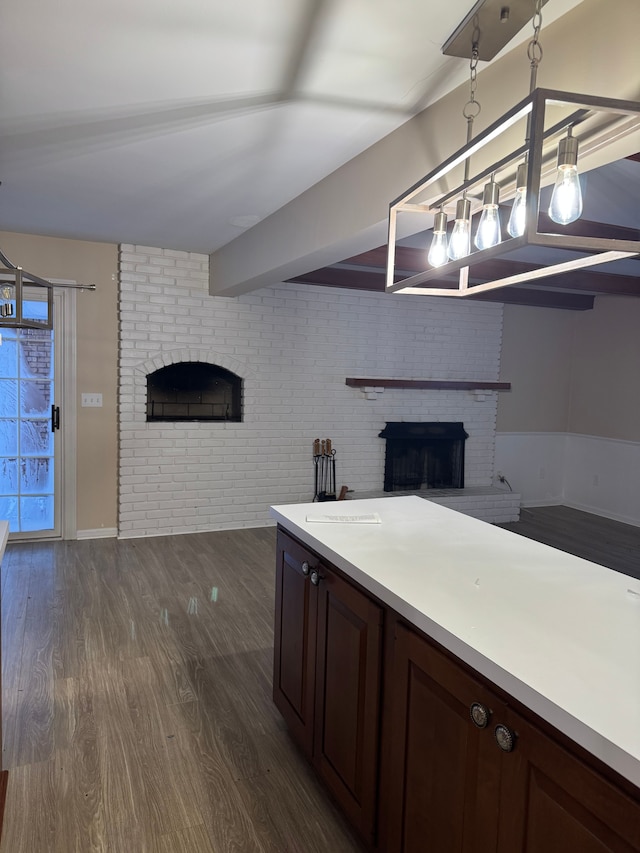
xmin=146 ymin=361 xmax=242 ymax=422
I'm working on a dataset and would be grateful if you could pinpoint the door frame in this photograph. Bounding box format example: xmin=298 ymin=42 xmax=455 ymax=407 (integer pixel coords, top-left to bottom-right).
xmin=6 ymin=283 xmax=77 ymax=542
xmin=57 ymin=283 xmax=77 ymax=540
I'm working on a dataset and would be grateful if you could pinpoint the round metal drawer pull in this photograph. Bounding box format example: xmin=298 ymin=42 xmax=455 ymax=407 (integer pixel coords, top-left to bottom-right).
xmin=301 ymin=561 xmax=310 ymax=576
xmin=470 ymin=702 xmax=490 ymax=729
xmin=310 ymin=570 xmax=321 ymax=586
xmin=494 ymin=724 xmax=516 ymax=753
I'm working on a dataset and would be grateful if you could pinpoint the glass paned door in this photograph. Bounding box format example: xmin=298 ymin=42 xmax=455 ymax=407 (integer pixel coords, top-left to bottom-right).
xmin=0 ymin=300 xmax=58 ymax=536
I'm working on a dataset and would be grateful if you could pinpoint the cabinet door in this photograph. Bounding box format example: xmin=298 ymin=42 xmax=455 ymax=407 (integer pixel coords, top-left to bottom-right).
xmin=313 ymin=565 xmax=383 ymax=845
xmin=273 ymin=530 xmax=318 ymax=754
xmin=498 ymin=707 xmax=640 ymax=853
xmin=382 ymin=622 xmax=505 ymax=853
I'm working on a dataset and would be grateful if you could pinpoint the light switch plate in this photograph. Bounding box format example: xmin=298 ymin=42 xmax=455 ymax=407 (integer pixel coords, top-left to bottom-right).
xmin=81 ymin=393 xmax=103 ymax=407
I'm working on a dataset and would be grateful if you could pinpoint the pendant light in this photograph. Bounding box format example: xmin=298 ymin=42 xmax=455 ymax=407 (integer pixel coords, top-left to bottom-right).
xmin=448 ymin=198 xmax=472 ymax=260
xmin=507 ymin=163 xmax=528 ymax=238
xmin=475 ymin=177 xmax=502 ymax=249
xmin=428 ymin=209 xmax=448 ymax=267
xmin=385 ymin=0 xmax=640 ymax=299
xmin=548 ymin=128 xmax=583 ymax=224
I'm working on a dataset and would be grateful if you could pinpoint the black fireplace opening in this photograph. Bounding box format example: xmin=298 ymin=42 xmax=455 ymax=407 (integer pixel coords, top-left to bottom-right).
xmin=146 ymin=362 xmax=242 ymax=422
xmin=379 ymin=422 xmax=468 ymax=491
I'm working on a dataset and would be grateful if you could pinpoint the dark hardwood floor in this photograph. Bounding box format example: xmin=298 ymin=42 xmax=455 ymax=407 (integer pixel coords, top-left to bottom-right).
xmin=0 ymin=528 xmax=364 ymax=853
xmin=1 ymin=505 xmax=637 ymax=851
xmin=497 ymin=505 xmax=640 ymax=580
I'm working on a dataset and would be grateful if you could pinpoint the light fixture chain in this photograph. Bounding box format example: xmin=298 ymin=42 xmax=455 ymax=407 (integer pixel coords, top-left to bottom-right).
xmin=462 ymin=43 xmax=481 ymax=182
xmin=527 ymin=0 xmax=544 ymax=91
xmin=462 ymin=45 xmax=481 ymax=126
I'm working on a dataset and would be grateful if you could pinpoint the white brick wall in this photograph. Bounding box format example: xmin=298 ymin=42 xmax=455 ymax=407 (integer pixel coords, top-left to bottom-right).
xmin=118 ymin=245 xmax=507 ymax=537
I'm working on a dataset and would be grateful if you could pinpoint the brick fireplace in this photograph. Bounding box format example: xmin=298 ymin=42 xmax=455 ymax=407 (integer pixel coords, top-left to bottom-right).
xmin=118 ymin=244 xmax=518 ymax=537
xmin=379 ymin=421 xmax=469 ymax=491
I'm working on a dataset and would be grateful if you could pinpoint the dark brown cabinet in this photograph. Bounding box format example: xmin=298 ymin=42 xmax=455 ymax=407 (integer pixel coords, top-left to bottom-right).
xmin=381 ymin=621 xmax=505 ymax=852
xmin=382 ymin=621 xmax=640 ymax=853
xmin=273 ymin=529 xmax=383 ymax=844
xmin=497 ymin=705 xmax=640 ymax=852
xmin=273 ymin=528 xmax=640 ymax=853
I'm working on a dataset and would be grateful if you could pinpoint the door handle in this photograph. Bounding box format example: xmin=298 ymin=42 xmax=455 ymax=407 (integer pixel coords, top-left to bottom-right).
xmin=51 ymin=405 xmax=60 ymax=432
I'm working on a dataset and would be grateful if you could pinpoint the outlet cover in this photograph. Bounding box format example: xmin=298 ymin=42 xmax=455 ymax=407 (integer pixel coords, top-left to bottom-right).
xmin=81 ymin=393 xmax=103 ymax=407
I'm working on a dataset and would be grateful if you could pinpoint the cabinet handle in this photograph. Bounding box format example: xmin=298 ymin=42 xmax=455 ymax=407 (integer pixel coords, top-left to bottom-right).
xmin=494 ymin=724 xmax=516 ymax=753
xmin=470 ymin=702 xmax=490 ymax=729
xmin=310 ymin=570 xmax=322 ymax=586
xmin=301 ymin=561 xmax=310 ymax=576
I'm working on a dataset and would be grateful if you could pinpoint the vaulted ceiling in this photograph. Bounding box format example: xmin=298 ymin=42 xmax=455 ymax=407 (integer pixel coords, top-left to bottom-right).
xmin=2 ymin=0 xmax=638 ymax=309
xmin=0 ymin=0 xmax=581 ymax=251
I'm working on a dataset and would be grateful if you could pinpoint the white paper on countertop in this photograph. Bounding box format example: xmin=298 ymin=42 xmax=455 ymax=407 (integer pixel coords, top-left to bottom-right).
xmin=305 ymin=512 xmax=381 ymax=524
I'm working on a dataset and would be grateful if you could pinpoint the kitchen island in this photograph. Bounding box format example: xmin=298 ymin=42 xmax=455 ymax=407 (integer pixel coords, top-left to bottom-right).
xmin=270 ymin=496 xmax=640 ymax=851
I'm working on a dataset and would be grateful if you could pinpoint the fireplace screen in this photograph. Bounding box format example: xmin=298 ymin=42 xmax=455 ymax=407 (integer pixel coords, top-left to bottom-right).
xmin=146 ymin=362 xmax=242 ymax=422
xmin=379 ymin=422 xmax=468 ymax=491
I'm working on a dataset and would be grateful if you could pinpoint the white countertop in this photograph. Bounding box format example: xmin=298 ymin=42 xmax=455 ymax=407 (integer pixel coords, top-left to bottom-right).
xmin=270 ymin=496 xmax=640 ymax=788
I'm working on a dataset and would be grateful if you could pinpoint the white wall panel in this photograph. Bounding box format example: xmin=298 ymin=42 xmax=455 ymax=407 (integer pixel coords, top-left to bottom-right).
xmin=496 ymin=432 xmax=640 ymax=527
xmin=494 ymin=432 xmax=567 ymax=506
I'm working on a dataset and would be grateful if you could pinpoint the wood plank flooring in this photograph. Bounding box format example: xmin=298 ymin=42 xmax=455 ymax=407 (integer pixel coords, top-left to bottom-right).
xmin=1 ymin=528 xmax=364 ymax=853
xmin=2 ymin=506 xmax=637 ymax=851
xmin=497 ymin=505 xmax=640 ymax=580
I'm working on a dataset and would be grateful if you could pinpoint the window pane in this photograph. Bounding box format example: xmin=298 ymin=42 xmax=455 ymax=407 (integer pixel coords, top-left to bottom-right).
xmin=19 ymin=333 xmax=53 ymax=379
xmin=20 ymin=457 xmax=53 ymax=494
xmin=20 ymin=380 xmax=53 ymax=417
xmin=0 ymin=338 xmax=18 ymax=378
xmin=0 ymin=419 xmax=18 ymax=455
xmin=20 ymin=419 xmax=52 ymax=455
xmin=0 ymin=379 xmax=18 ymax=417
xmin=0 ymin=458 xmax=18 ymax=493
xmin=20 ymin=495 xmax=54 ymax=531
xmin=0 ymin=496 xmax=19 ymax=531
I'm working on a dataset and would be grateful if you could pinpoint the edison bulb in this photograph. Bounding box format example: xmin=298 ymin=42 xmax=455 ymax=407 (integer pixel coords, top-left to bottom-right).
xmin=447 ymin=198 xmax=471 ymax=261
xmin=548 ymin=165 xmax=583 ymax=224
xmin=507 ymin=188 xmax=527 ymax=237
xmin=428 ymin=232 xmax=448 ymax=267
xmin=548 ymin=130 xmax=583 ymax=225
xmin=507 ymin=163 xmax=527 ymax=238
xmin=474 ymin=179 xmax=502 ymax=250
xmin=428 ymin=210 xmax=448 ymax=267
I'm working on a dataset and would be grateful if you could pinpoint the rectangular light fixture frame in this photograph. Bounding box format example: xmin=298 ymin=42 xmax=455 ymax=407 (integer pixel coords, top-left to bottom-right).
xmin=386 ymin=88 xmax=640 ymax=298
xmin=0 ymin=267 xmax=54 ymax=329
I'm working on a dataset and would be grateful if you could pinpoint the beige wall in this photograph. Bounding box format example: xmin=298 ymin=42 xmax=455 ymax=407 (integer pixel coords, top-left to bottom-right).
xmin=498 ymin=304 xmax=575 ymax=433
xmin=568 ymin=296 xmax=640 ymax=442
xmin=498 ymin=296 xmax=640 ymax=443
xmin=0 ymin=231 xmax=118 ymax=532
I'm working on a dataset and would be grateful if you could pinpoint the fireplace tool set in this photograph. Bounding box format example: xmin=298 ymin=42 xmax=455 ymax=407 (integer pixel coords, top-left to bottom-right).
xmin=312 ymin=438 xmax=350 ymax=502
xmin=313 ymin=438 xmax=336 ymax=501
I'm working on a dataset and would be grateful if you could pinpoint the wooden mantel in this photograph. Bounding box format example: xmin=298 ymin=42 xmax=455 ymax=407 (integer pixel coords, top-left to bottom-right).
xmin=345 ymin=378 xmax=511 ymax=391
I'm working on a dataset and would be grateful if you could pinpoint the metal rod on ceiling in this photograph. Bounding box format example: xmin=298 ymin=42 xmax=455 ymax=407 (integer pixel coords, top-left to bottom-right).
xmin=0 ymin=247 xmax=96 ymax=291
xmin=0 ymin=275 xmax=96 ymax=291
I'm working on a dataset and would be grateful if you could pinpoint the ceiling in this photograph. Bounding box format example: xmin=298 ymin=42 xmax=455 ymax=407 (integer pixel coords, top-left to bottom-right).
xmin=1 ymin=0 xmax=585 ymax=257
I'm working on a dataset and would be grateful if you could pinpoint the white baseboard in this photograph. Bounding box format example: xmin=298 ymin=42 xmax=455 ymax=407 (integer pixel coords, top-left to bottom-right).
xmin=116 ymin=520 xmax=275 ymax=540
xmin=76 ymin=527 xmax=118 ymax=540
xmin=562 ymin=500 xmax=640 ymax=529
